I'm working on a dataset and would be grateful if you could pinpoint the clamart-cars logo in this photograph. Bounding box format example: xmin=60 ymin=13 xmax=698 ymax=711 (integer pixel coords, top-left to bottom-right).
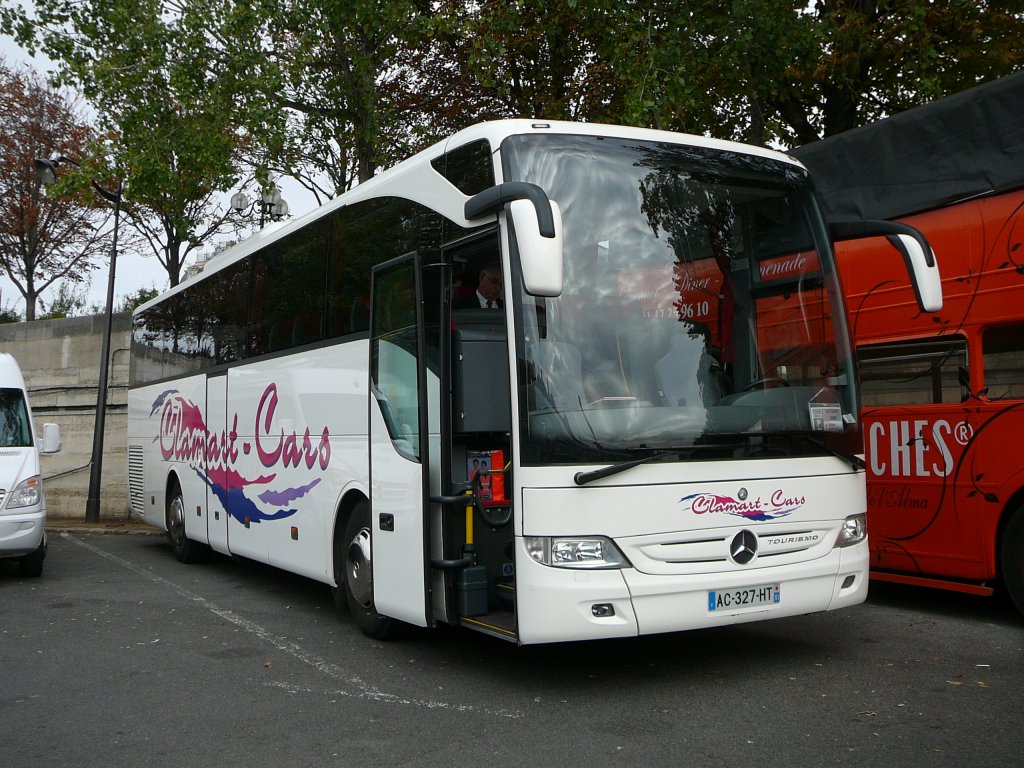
xmin=680 ymin=490 xmax=805 ymax=521
xmin=153 ymin=383 xmax=330 ymax=525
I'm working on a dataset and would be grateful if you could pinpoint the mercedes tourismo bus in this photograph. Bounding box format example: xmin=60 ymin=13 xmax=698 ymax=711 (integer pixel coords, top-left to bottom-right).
xmin=128 ymin=120 xmax=940 ymax=643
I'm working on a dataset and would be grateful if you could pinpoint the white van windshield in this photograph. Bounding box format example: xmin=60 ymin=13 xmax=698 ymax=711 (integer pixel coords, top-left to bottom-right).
xmin=0 ymin=389 xmax=32 ymax=447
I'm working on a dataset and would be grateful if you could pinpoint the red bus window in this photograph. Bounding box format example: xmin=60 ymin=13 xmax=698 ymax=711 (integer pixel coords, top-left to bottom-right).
xmin=982 ymin=324 xmax=1024 ymax=401
xmin=858 ymin=337 xmax=967 ymax=407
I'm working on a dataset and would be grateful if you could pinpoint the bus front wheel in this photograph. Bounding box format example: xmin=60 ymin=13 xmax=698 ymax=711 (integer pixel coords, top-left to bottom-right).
xmin=341 ymin=500 xmax=400 ymax=640
xmin=1001 ymin=506 xmax=1024 ymax=616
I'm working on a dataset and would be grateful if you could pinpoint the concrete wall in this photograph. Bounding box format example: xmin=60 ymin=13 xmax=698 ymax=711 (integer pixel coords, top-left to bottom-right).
xmin=0 ymin=313 xmax=131 ymax=520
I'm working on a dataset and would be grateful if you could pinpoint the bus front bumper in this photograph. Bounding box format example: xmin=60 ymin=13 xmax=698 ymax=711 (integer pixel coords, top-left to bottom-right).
xmin=514 ymin=539 xmax=868 ymax=644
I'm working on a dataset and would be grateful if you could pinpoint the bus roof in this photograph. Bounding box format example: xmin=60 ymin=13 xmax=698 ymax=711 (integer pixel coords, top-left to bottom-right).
xmin=135 ymin=120 xmax=802 ymax=315
xmin=790 ymin=71 xmax=1024 ymax=222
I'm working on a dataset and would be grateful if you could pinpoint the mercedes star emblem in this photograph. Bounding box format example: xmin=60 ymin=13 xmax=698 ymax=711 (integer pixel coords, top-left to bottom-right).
xmin=730 ymin=530 xmax=758 ymax=565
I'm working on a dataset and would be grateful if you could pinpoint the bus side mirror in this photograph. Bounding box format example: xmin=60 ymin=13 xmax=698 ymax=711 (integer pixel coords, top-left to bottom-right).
xmin=510 ymin=198 xmax=563 ymax=297
xmin=465 ymin=182 xmax=564 ymax=297
xmin=829 ymin=220 xmax=943 ymax=313
xmin=41 ymin=423 xmax=62 ymax=454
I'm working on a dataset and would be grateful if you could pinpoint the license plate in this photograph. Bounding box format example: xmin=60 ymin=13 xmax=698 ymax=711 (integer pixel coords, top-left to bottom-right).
xmin=708 ymin=583 xmax=780 ymax=612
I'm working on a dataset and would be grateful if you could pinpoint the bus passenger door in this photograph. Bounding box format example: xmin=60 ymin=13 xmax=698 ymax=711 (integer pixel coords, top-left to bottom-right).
xmin=205 ymin=373 xmax=229 ymax=554
xmin=368 ymin=254 xmax=436 ymax=627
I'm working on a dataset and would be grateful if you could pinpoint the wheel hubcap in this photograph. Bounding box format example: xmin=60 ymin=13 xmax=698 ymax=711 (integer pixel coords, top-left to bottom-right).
xmin=346 ymin=526 xmax=373 ymax=608
xmin=169 ymin=496 xmax=185 ymax=545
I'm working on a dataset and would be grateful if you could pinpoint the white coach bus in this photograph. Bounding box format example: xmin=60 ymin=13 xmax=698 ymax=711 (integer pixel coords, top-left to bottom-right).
xmin=128 ymin=120 xmax=941 ymax=644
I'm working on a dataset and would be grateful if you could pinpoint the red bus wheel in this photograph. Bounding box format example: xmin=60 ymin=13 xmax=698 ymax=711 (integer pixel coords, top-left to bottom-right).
xmin=1001 ymin=507 xmax=1024 ymax=616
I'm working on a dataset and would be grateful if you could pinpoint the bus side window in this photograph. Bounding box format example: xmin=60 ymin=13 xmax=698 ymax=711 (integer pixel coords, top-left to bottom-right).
xmin=982 ymin=323 xmax=1024 ymax=401
xmin=858 ymin=337 xmax=968 ymax=407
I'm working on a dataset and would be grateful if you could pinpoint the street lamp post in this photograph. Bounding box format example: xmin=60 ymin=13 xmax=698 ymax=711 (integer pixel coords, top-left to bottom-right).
xmin=230 ymin=185 xmax=289 ymax=227
xmin=35 ymin=156 xmax=122 ymax=524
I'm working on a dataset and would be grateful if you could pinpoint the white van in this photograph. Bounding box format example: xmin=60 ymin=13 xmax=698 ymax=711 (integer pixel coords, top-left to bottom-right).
xmin=0 ymin=352 xmax=61 ymax=576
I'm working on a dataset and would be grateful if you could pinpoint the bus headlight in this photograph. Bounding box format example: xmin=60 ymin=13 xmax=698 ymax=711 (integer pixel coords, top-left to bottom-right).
xmin=4 ymin=476 xmax=41 ymax=511
xmin=524 ymin=536 xmax=630 ymax=569
xmin=835 ymin=513 xmax=866 ymax=547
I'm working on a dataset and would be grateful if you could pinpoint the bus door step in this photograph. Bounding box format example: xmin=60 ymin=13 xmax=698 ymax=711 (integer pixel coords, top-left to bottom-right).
xmin=459 ymin=608 xmax=517 ymax=642
xmin=495 ymin=579 xmax=515 ymax=607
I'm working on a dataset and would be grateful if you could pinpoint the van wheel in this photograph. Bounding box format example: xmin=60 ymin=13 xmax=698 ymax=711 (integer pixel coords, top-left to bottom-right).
xmin=1001 ymin=506 xmax=1024 ymax=616
xmin=167 ymin=482 xmax=205 ymax=564
xmin=19 ymin=540 xmax=45 ymax=577
xmin=342 ymin=499 xmax=402 ymax=639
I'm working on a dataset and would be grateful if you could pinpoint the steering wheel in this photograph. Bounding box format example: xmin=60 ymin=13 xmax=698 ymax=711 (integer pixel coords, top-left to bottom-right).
xmin=742 ymin=377 xmax=791 ymax=392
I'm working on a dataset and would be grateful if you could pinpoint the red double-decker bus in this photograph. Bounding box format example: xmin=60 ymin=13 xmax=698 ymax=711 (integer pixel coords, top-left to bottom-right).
xmin=793 ymin=72 xmax=1024 ymax=614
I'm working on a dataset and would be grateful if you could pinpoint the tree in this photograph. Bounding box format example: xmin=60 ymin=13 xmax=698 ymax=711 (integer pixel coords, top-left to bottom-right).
xmin=117 ymin=285 xmax=159 ymax=314
xmin=259 ymin=0 xmax=438 ymax=198
xmin=0 ymin=58 xmax=108 ymax=321
xmin=7 ymin=0 xmax=285 ymax=288
xmin=413 ymin=1 xmax=1024 ymax=149
xmin=0 ymin=288 xmax=22 ymax=323
xmin=38 ymin=279 xmax=89 ymax=319
xmin=590 ymin=0 xmax=1024 ymax=146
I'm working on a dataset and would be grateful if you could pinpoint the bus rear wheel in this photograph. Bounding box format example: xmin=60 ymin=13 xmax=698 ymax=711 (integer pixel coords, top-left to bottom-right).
xmin=341 ymin=499 xmax=401 ymax=640
xmin=166 ymin=482 xmax=205 ymax=564
xmin=1001 ymin=506 xmax=1024 ymax=616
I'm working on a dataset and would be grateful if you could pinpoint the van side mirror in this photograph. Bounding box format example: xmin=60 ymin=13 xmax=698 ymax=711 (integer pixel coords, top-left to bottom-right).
xmin=465 ymin=182 xmax=564 ymax=297
xmin=41 ymin=423 xmax=62 ymax=454
xmin=829 ymin=220 xmax=942 ymax=312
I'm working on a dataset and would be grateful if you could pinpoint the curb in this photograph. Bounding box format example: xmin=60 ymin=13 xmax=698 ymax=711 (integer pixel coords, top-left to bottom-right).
xmin=45 ymin=519 xmax=162 ymax=536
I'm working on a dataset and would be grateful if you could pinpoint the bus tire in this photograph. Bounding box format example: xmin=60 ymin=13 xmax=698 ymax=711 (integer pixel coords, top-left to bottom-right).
xmin=331 ymin=509 xmax=350 ymax=612
xmin=1001 ymin=506 xmax=1024 ymax=616
xmin=342 ymin=499 xmax=400 ymax=640
xmin=166 ymin=481 xmax=205 ymax=564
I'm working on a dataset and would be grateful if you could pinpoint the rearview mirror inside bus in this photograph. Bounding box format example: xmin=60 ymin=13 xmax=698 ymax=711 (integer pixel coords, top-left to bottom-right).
xmin=829 ymin=220 xmax=943 ymax=313
xmin=510 ymin=198 xmax=563 ymax=297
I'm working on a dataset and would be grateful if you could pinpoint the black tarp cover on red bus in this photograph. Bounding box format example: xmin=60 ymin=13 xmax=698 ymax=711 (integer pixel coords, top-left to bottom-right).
xmin=790 ymin=71 xmax=1024 ymax=221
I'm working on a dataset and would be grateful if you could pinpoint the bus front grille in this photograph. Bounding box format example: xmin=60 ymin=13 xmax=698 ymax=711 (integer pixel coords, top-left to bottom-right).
xmin=619 ymin=525 xmax=836 ymax=575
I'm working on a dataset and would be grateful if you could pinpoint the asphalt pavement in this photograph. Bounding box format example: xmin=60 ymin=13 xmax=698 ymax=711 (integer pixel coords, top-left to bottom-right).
xmin=1 ymin=526 xmax=1021 ymax=767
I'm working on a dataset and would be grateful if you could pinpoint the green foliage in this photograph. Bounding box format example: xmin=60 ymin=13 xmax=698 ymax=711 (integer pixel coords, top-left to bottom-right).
xmin=6 ymin=0 xmax=1023 ymax=233
xmin=116 ymin=285 xmax=159 ymax=313
xmin=38 ymin=280 xmax=88 ymax=319
xmin=420 ymin=0 xmax=1024 ymax=148
xmin=9 ymin=0 xmax=285 ymax=286
xmin=0 ymin=305 xmax=22 ymax=324
xmin=265 ymin=0 xmax=433 ymax=192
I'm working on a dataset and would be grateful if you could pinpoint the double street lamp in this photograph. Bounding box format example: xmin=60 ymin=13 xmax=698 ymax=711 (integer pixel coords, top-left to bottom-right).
xmin=230 ymin=185 xmax=289 ymax=228
xmin=34 ymin=156 xmax=122 ymax=524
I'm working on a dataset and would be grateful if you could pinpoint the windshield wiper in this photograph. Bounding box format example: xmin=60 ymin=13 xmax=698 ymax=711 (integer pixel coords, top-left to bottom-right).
xmin=573 ymin=432 xmax=865 ymax=485
xmin=732 ymin=430 xmax=866 ymax=471
xmin=573 ymin=444 xmax=736 ymax=486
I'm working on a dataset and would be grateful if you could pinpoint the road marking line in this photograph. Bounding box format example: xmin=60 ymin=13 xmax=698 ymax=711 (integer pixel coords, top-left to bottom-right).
xmin=63 ymin=533 xmax=523 ymax=720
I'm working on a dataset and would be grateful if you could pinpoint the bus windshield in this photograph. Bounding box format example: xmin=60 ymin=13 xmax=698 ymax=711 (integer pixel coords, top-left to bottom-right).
xmin=503 ymin=134 xmax=859 ymax=465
